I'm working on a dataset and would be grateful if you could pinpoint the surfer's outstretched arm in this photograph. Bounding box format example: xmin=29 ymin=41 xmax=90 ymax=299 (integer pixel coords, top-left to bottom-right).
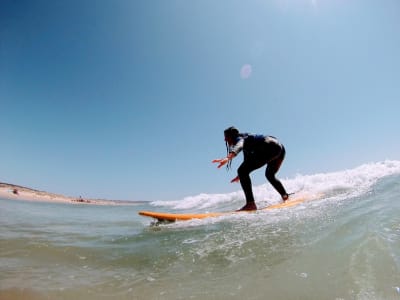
xmin=212 ymin=152 xmax=236 ymax=168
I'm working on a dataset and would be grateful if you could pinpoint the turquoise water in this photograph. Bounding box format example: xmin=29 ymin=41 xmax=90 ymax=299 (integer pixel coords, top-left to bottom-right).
xmin=1 ymin=161 xmax=400 ymax=299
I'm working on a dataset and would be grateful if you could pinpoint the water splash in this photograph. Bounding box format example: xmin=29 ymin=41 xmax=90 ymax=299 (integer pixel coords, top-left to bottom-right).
xmin=151 ymin=161 xmax=400 ymax=211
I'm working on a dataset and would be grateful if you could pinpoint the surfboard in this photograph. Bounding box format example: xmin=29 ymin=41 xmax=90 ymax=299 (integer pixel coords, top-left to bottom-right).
xmin=139 ymin=193 xmax=322 ymax=223
xmin=138 ymin=211 xmax=227 ymax=222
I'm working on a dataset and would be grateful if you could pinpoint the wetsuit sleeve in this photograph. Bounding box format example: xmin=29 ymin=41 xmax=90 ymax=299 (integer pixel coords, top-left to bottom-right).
xmin=229 ymin=137 xmax=244 ymax=155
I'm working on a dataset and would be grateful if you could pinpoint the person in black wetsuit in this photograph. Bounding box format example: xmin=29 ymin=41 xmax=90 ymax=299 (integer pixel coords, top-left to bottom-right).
xmin=213 ymin=126 xmax=289 ymax=211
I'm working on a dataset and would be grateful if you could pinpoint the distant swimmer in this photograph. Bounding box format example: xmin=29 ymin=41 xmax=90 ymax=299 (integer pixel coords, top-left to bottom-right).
xmin=213 ymin=126 xmax=289 ymax=211
xmin=74 ymin=196 xmax=91 ymax=203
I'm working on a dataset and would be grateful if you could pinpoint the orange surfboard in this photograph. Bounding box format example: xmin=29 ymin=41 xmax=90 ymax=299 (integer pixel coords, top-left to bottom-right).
xmin=139 ymin=194 xmax=322 ymax=222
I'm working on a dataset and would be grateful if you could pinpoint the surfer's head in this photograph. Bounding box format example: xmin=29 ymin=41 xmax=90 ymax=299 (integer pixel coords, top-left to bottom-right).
xmin=224 ymin=126 xmax=239 ymax=145
xmin=223 ymin=126 xmax=239 ymax=170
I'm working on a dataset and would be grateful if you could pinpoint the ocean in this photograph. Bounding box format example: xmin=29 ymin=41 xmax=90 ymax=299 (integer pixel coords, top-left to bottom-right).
xmin=1 ymin=161 xmax=400 ymax=300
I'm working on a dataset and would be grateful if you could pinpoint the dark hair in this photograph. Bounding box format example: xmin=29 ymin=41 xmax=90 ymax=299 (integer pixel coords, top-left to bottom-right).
xmin=224 ymin=126 xmax=239 ymax=139
xmin=223 ymin=126 xmax=239 ymax=170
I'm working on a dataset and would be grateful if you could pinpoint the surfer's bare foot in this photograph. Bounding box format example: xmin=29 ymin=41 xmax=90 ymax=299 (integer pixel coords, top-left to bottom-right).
xmin=237 ymin=202 xmax=257 ymax=211
xmin=282 ymin=194 xmax=289 ymax=202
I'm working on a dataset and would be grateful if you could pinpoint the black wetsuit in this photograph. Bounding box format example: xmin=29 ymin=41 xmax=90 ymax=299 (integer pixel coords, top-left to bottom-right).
xmin=229 ymin=134 xmax=287 ymax=204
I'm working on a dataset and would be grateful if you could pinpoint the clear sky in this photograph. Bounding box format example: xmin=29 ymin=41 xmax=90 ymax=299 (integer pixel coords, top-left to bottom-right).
xmin=1 ymin=0 xmax=399 ymax=201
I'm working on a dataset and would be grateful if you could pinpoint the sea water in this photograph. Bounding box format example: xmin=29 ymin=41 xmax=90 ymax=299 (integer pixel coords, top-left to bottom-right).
xmin=1 ymin=160 xmax=400 ymax=300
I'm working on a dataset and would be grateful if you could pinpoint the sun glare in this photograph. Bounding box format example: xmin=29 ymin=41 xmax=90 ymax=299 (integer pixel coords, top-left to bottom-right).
xmin=240 ymin=64 xmax=252 ymax=79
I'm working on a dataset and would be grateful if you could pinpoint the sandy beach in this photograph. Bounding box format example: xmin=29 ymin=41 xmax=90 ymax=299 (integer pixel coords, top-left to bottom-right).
xmin=0 ymin=182 xmax=140 ymax=206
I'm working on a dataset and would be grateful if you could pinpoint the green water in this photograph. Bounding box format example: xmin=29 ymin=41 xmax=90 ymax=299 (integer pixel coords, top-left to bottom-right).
xmin=1 ymin=174 xmax=400 ymax=299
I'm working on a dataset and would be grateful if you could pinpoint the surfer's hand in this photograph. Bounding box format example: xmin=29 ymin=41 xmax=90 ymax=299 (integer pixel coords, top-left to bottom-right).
xmin=212 ymin=158 xmax=229 ymax=168
xmin=212 ymin=153 xmax=235 ymax=168
xmin=230 ymin=176 xmax=240 ymax=183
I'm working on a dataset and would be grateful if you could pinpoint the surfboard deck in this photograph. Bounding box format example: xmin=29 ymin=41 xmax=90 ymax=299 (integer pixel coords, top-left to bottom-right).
xmin=139 ymin=193 xmax=322 ymax=223
xmin=138 ymin=211 xmax=227 ymax=222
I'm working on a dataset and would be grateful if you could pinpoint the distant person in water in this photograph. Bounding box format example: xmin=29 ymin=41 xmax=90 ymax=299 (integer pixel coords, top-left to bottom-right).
xmin=213 ymin=126 xmax=289 ymax=211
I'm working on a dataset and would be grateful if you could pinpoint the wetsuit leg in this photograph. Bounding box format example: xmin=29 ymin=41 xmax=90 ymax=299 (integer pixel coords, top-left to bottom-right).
xmin=237 ymin=160 xmax=266 ymax=204
xmin=265 ymin=146 xmax=287 ymax=197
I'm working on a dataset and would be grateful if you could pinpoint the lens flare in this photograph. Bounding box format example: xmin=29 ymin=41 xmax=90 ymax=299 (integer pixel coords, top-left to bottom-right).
xmin=240 ymin=64 xmax=252 ymax=79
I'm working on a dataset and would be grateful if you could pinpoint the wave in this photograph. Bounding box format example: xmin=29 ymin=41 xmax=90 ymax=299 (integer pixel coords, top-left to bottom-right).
xmin=151 ymin=160 xmax=400 ymax=211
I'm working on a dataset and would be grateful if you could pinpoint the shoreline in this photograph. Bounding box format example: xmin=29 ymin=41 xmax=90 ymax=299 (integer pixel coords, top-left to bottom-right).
xmin=0 ymin=182 xmax=146 ymax=206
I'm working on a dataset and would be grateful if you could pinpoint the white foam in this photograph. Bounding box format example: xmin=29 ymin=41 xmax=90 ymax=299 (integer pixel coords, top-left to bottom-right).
xmin=151 ymin=160 xmax=400 ymax=211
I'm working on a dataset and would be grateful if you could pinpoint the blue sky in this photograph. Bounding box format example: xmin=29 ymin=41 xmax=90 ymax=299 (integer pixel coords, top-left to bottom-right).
xmin=1 ymin=0 xmax=399 ymax=201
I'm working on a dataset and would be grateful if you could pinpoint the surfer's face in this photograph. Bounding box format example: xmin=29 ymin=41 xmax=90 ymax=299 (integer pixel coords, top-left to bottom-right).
xmin=224 ymin=135 xmax=235 ymax=146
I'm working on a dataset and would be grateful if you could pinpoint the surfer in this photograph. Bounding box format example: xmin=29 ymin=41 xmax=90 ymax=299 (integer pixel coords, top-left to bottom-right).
xmin=213 ymin=126 xmax=289 ymax=211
